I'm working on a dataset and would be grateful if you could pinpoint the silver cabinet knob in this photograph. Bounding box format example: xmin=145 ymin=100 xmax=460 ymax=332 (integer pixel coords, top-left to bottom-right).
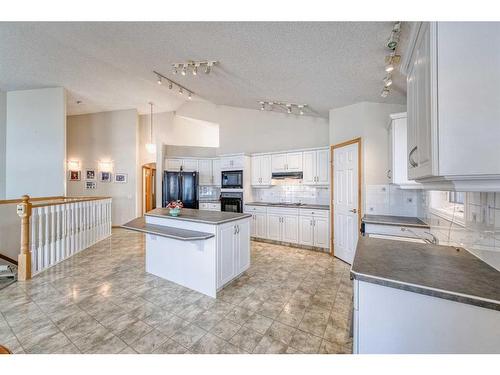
xmin=349 ymin=208 xmax=357 ymax=213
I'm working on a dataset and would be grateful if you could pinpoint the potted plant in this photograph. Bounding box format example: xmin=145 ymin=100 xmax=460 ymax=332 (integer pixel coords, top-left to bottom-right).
xmin=166 ymin=200 xmax=183 ymax=216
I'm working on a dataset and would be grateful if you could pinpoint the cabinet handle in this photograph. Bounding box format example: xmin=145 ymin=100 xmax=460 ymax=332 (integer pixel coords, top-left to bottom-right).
xmin=237 ymin=225 xmax=240 ymax=234
xmin=409 ymin=146 xmax=418 ymax=168
xmin=387 ymin=169 xmax=392 ymax=179
xmin=310 ymin=219 xmax=313 ymax=226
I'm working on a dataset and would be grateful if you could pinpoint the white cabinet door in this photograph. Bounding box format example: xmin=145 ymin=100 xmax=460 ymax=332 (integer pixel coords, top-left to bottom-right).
xmin=267 ymin=214 xmax=281 ymax=241
xmin=249 ymin=215 xmax=257 ymax=237
xmin=286 ymin=152 xmax=303 ymax=172
xmin=236 ymin=221 xmax=250 ymax=274
xmin=260 ymin=155 xmax=272 ymax=185
xmin=316 ymin=149 xmax=329 ymax=185
xmin=212 ymin=159 xmax=221 ymax=186
xmin=255 ymin=213 xmax=267 ymax=239
xmin=282 ymin=215 xmax=299 ymax=244
xmin=313 ymin=217 xmax=329 ymax=248
xmin=182 ymin=159 xmax=198 ymax=172
xmin=299 ymin=216 xmax=314 ymax=246
xmin=302 ymin=151 xmax=316 ymax=185
xmin=166 ymin=159 xmax=182 ymax=171
xmin=218 ymin=224 xmax=236 ymax=287
xmin=271 ymin=154 xmax=287 ymax=172
xmin=198 ymin=159 xmax=213 ymax=185
xmin=251 ymin=155 xmax=261 ymax=186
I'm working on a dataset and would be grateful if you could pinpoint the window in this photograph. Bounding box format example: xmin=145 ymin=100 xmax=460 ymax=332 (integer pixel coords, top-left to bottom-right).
xmin=429 ymin=191 xmax=465 ymax=224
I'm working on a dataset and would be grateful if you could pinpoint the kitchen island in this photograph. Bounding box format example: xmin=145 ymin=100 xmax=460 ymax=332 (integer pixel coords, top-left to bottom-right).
xmin=122 ymin=208 xmax=252 ymax=298
xmin=351 ymin=236 xmax=500 ymax=353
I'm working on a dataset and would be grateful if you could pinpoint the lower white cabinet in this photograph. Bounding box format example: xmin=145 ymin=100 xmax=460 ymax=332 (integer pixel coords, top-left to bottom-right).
xmin=245 ymin=204 xmax=330 ymax=249
xmin=299 ymin=209 xmax=329 ymax=248
xmin=217 ymin=220 xmax=250 ymax=288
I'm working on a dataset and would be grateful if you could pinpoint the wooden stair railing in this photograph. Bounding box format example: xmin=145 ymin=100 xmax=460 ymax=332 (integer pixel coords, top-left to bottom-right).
xmin=0 ymin=345 xmax=13 ymax=354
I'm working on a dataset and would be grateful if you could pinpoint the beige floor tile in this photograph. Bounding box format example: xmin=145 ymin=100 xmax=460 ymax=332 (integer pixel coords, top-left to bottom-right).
xmin=130 ymin=329 xmax=169 ymax=353
xmin=253 ymin=335 xmax=288 ymax=354
xmin=289 ymin=330 xmax=322 ymax=354
xmin=210 ymin=318 xmax=241 ymax=340
xmin=266 ymin=321 xmax=296 ymax=345
xmin=229 ymin=326 xmax=263 ymax=353
xmin=171 ymin=323 xmax=207 ymax=348
xmin=190 ymin=333 xmax=226 ymax=354
xmin=152 ymin=338 xmax=188 ymax=354
xmin=243 ymin=313 xmax=273 ymax=334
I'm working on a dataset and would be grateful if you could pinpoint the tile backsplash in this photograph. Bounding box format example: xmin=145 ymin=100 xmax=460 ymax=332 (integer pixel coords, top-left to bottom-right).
xmin=418 ymin=191 xmax=500 ymax=271
xmin=251 ymin=181 xmax=329 ymax=205
xmin=365 ymin=184 xmax=419 ymax=217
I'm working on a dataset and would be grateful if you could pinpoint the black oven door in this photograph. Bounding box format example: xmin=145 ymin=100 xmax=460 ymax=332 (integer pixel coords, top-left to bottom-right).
xmin=221 ymin=170 xmax=243 ymax=189
xmin=221 ymin=197 xmax=242 ymax=213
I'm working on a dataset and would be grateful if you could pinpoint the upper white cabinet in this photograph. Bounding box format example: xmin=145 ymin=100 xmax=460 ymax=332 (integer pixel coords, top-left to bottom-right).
xmin=271 ymin=152 xmax=303 ymax=173
xmin=303 ymin=149 xmax=329 ymax=185
xmin=404 ymin=22 xmax=500 ymax=191
xmin=165 ymin=158 xmax=198 ymax=172
xmin=388 ymin=113 xmax=421 ymax=189
xmin=198 ymin=159 xmax=213 ymax=185
xmin=212 ymin=159 xmax=221 ymax=186
xmin=220 ymin=155 xmax=244 ymax=170
xmin=251 ymin=155 xmax=272 ymax=186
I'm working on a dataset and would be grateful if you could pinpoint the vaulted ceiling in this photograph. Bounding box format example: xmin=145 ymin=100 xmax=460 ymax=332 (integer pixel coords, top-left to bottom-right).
xmin=0 ymin=22 xmax=407 ymax=117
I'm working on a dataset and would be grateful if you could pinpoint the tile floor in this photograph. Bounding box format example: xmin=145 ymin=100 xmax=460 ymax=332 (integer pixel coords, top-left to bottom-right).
xmin=0 ymin=229 xmax=353 ymax=354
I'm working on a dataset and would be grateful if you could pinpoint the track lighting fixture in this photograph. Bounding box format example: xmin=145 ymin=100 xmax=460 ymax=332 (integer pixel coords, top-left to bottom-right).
xmin=154 ymin=71 xmax=195 ymax=100
xmin=258 ymin=101 xmax=310 ymax=116
xmin=383 ymin=75 xmax=393 ymax=87
xmin=157 ymin=76 xmax=162 ymax=85
xmin=171 ymin=60 xmax=218 ymax=77
xmin=380 ymin=22 xmax=402 ymax=98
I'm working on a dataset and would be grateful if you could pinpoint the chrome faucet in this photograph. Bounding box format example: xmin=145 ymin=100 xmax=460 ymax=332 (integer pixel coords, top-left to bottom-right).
xmin=400 ymin=227 xmax=438 ymax=245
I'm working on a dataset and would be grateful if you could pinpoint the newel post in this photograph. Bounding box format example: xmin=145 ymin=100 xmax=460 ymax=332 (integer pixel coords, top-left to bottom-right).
xmin=16 ymin=195 xmax=32 ymax=281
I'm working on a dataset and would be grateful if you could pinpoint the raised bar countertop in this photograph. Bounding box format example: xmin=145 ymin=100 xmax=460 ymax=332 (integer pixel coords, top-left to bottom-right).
xmin=145 ymin=207 xmax=252 ymax=225
xmin=362 ymin=214 xmax=429 ymax=228
xmin=246 ymin=202 xmax=329 ymax=210
xmin=351 ymin=236 xmax=500 ymax=311
xmin=122 ymin=217 xmax=214 ymax=241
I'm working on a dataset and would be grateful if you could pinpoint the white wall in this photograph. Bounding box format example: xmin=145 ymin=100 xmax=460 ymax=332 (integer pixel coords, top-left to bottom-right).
xmin=176 ymin=101 xmax=330 ymax=154
xmin=0 ymin=90 xmax=6 ymax=199
xmin=5 ymin=88 xmax=66 ymax=199
xmin=67 ymin=109 xmax=139 ymax=226
xmin=329 ymin=102 xmax=407 ymax=212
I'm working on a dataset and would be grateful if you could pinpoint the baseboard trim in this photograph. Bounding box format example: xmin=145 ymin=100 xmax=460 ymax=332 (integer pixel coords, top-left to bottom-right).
xmin=251 ymin=237 xmax=329 ymax=253
xmin=0 ymin=253 xmax=18 ymax=266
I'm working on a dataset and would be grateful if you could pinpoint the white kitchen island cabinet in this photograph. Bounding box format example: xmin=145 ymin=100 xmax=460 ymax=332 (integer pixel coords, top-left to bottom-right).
xmin=123 ymin=208 xmax=252 ymax=298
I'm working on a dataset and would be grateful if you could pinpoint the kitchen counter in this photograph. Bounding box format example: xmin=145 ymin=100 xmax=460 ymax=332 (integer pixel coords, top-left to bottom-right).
xmin=121 ymin=217 xmax=214 ymax=241
xmin=145 ymin=207 xmax=251 ymax=225
xmin=362 ymin=214 xmax=429 ymax=228
xmin=351 ymin=236 xmax=500 ymax=311
xmin=246 ymin=202 xmax=329 ymax=210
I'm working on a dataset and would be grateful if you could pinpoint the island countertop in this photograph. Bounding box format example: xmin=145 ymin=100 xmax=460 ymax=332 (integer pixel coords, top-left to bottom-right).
xmin=362 ymin=214 xmax=429 ymax=228
xmin=351 ymin=236 xmax=500 ymax=311
xmin=145 ymin=207 xmax=252 ymax=225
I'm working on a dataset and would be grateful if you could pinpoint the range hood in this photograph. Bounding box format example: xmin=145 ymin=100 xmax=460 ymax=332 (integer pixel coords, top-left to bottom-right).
xmin=271 ymin=172 xmax=303 ymax=180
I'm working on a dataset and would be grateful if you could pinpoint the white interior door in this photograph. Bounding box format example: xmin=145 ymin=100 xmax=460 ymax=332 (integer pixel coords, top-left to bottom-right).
xmin=333 ymin=142 xmax=359 ymax=264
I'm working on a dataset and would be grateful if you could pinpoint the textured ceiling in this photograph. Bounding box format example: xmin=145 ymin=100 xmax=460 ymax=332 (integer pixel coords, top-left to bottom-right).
xmin=0 ymin=22 xmax=407 ymax=116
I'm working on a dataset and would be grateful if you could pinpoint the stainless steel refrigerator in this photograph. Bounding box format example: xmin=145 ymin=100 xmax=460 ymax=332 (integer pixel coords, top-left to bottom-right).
xmin=162 ymin=171 xmax=199 ymax=209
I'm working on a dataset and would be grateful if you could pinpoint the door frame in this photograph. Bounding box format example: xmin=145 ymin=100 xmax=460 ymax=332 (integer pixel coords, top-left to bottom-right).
xmin=142 ymin=162 xmax=157 ymax=215
xmin=329 ymin=137 xmax=362 ymax=257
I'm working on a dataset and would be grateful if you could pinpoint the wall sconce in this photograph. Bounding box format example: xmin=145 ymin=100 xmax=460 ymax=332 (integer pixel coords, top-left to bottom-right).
xmin=98 ymin=161 xmax=114 ymax=172
xmin=67 ymin=160 xmax=80 ymax=171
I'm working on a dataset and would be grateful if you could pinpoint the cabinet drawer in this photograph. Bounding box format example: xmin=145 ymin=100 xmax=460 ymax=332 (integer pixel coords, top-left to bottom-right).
xmin=208 ymin=203 xmax=221 ymax=211
xmin=299 ymin=208 xmax=329 ymax=217
xmin=244 ymin=205 xmax=267 ymax=213
xmin=267 ymin=207 xmax=299 ymax=216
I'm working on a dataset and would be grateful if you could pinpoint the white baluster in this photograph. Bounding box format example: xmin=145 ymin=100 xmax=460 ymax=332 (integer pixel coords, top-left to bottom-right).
xmin=108 ymin=199 xmax=112 ymax=236
xmin=38 ymin=207 xmax=43 ymax=272
xmin=55 ymin=204 xmax=61 ymax=263
xmin=66 ymin=203 xmax=71 ymax=257
xmin=50 ymin=205 xmax=56 ymax=266
xmin=79 ymin=201 xmax=84 ymax=251
xmin=44 ymin=206 xmax=50 ymax=268
xmin=30 ymin=207 xmax=38 ymax=273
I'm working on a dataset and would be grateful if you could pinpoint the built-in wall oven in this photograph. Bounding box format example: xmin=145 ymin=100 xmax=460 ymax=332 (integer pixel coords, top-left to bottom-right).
xmin=221 ymin=170 xmax=243 ymax=189
xmin=220 ymin=192 xmax=243 ymax=213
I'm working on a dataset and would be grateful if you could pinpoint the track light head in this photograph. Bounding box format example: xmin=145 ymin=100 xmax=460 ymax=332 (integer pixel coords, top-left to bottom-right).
xmin=383 ymin=75 xmax=393 ymax=87
xmin=188 ymin=92 xmax=192 ymax=100
xmin=193 ymin=64 xmax=198 ymax=76
xmin=381 ymin=87 xmax=390 ymax=98
xmin=286 ymin=105 xmax=292 ymax=114
xmin=260 ymin=102 xmax=265 ymax=111
xmin=168 ymin=81 xmax=173 ymax=90
xmin=181 ymin=64 xmax=187 ymax=76
xmin=385 ymin=63 xmax=394 ymax=73
xmin=179 ymin=87 xmax=183 ymax=95
xmin=172 ymin=65 xmax=178 ymax=75
xmin=157 ymin=76 xmax=162 ymax=85
xmin=205 ymin=62 xmax=212 ymax=74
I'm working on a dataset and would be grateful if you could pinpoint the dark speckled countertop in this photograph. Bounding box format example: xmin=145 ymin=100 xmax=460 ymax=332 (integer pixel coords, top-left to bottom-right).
xmin=362 ymin=214 xmax=429 ymax=228
xmin=351 ymin=237 xmax=500 ymax=311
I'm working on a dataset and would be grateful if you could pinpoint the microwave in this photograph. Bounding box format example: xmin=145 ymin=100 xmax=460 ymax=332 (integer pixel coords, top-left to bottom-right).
xmin=221 ymin=170 xmax=243 ymax=189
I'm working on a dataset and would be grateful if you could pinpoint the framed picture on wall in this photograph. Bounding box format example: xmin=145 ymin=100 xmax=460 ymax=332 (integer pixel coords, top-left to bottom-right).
xmin=86 ymin=169 xmax=96 ymax=180
xmin=114 ymin=173 xmax=128 ymax=183
xmin=69 ymin=170 xmax=81 ymax=181
xmin=85 ymin=181 xmax=97 ymax=189
xmin=100 ymin=172 xmax=112 ymax=183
